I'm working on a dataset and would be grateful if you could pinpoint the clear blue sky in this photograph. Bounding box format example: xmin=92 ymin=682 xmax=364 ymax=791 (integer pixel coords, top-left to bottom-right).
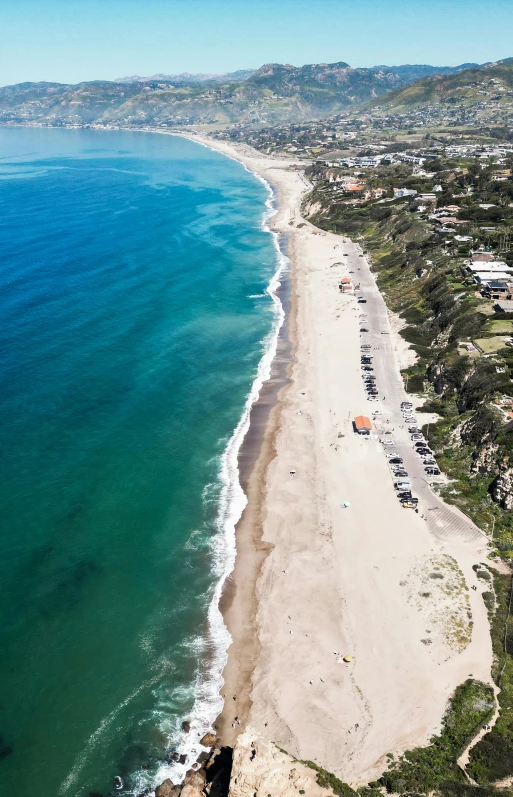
xmin=2 ymin=0 xmax=512 ymax=86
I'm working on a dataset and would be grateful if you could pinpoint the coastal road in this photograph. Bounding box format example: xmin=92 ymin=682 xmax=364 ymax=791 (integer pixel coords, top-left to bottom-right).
xmin=339 ymin=238 xmax=487 ymax=545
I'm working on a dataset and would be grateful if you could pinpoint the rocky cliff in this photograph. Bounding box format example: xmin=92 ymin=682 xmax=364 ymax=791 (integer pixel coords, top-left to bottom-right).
xmin=153 ymin=727 xmax=337 ymax=797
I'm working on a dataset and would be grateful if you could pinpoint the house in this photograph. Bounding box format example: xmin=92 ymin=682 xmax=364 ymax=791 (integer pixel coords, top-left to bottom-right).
xmin=483 ymin=281 xmax=513 ymax=298
xmin=474 ymin=272 xmax=513 ymax=284
xmin=399 ymin=154 xmax=425 ymax=166
xmin=343 ymin=182 xmax=365 ymax=193
xmin=434 ymin=217 xmax=461 ymax=225
xmin=494 ymin=300 xmax=513 ymax=313
xmin=394 ymin=188 xmax=417 ymax=198
xmin=466 ymin=263 xmax=513 ymax=275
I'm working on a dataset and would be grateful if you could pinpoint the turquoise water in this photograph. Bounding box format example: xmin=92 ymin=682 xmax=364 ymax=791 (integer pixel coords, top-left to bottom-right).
xmin=0 ymin=128 xmax=282 ymax=797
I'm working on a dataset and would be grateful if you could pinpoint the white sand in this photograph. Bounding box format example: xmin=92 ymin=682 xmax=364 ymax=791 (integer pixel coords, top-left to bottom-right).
xmin=182 ymin=134 xmax=494 ymax=784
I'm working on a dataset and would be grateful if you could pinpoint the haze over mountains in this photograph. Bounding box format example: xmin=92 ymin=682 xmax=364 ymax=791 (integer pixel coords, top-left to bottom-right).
xmin=113 ymin=69 xmax=256 ymax=84
xmin=0 ymin=58 xmax=510 ymax=129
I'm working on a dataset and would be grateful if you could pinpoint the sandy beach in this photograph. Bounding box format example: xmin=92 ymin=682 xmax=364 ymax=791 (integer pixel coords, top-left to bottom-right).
xmin=184 ymin=133 xmax=494 ymax=784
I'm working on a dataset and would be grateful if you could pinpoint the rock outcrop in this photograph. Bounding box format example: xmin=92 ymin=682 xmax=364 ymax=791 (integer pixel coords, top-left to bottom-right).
xmin=229 ymin=727 xmax=337 ymax=797
xmin=152 ymin=727 xmax=337 ymax=797
xmin=491 ymin=468 xmax=513 ymax=510
xmin=156 ymin=780 xmax=182 ymax=797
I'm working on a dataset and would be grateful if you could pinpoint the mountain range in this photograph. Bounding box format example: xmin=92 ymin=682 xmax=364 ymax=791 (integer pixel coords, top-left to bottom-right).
xmin=0 ymin=59 xmax=510 ymax=128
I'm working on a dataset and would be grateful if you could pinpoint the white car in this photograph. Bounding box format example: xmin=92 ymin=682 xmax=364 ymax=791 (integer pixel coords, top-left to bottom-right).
xmin=367 ymin=396 xmax=378 ymax=401
xmin=381 ymin=440 xmax=395 ymax=446
xmin=373 ymin=410 xmax=383 ymax=416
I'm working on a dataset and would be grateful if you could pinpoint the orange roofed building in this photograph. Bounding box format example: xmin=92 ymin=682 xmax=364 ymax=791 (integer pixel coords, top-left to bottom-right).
xmin=354 ymin=415 xmax=372 ymax=435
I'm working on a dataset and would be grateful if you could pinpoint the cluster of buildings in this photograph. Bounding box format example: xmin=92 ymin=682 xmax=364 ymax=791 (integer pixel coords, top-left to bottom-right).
xmin=464 ymin=252 xmax=513 ymax=299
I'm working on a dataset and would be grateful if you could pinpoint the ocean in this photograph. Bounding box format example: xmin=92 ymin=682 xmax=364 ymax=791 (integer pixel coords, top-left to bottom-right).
xmin=0 ymin=127 xmax=284 ymax=797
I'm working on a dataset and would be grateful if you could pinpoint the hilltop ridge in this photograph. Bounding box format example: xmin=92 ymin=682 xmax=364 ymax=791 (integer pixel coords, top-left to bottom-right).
xmin=0 ymin=59 xmax=503 ymax=129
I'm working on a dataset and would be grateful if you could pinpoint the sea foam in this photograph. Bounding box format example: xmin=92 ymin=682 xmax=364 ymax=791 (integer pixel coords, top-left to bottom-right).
xmin=136 ymin=156 xmax=288 ymax=795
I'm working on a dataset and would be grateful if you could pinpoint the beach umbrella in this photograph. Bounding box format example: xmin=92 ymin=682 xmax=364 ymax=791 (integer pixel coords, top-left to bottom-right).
xmin=343 ymin=656 xmax=353 ymax=663
xmin=341 ymin=501 xmax=350 ymax=508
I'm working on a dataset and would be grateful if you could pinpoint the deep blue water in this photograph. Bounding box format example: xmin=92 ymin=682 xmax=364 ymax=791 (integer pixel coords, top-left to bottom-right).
xmin=0 ymin=127 xmax=280 ymax=797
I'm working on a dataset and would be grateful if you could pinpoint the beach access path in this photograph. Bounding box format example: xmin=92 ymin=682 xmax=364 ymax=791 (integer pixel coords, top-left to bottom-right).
xmin=183 ymin=134 xmax=494 ymax=785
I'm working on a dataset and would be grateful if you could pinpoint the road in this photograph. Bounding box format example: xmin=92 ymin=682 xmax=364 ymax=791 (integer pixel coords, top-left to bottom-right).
xmin=339 ymin=237 xmax=487 ymax=544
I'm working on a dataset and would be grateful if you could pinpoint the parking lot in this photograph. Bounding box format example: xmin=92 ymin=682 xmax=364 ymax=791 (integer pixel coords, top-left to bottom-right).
xmin=342 ymin=240 xmax=486 ymax=543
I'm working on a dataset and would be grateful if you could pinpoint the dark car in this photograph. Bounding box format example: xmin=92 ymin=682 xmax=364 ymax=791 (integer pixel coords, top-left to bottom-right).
xmin=362 ymin=366 xmax=374 ymax=371
xmin=425 ymin=467 xmax=441 ymax=475
xmin=360 ymin=328 xmax=369 ymax=332
xmin=357 ymin=298 xmax=367 ymax=303
xmin=389 ymin=458 xmax=403 ymax=465
xmin=417 ymin=449 xmax=432 ymax=456
xmin=401 ymin=497 xmax=418 ymax=505
xmin=397 ymin=491 xmax=412 ymax=499
xmin=393 ymin=470 xmax=408 ymax=478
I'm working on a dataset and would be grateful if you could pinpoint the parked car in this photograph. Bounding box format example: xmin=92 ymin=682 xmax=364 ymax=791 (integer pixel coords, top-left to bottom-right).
xmin=408 ymin=427 xmax=421 ymax=433
xmin=395 ymin=480 xmax=411 ymax=489
xmin=417 ymin=449 xmax=432 ymax=456
xmin=389 ymin=457 xmax=403 ymax=465
xmin=357 ymin=298 xmax=367 ymax=303
xmin=411 ymin=434 xmax=424 ymax=441
xmin=367 ymin=396 xmax=378 ymax=401
xmin=423 ymin=459 xmax=436 ymax=466
xmin=397 ymin=491 xmax=412 ymax=500
xmin=402 ymin=501 xmax=418 ymax=509
xmin=425 ymin=467 xmax=441 ymax=475
xmin=360 ymin=328 xmax=369 ymax=332
xmin=393 ymin=470 xmax=408 ymax=478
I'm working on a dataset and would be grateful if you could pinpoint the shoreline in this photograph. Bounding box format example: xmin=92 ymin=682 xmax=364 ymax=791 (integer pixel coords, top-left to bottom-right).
xmin=180 ymin=132 xmax=495 ymax=782
xmin=177 ymin=134 xmax=309 ymax=746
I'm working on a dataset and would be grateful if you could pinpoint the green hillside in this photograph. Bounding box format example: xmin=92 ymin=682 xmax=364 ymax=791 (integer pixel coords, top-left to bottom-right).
xmin=371 ymin=60 xmax=513 ymax=110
